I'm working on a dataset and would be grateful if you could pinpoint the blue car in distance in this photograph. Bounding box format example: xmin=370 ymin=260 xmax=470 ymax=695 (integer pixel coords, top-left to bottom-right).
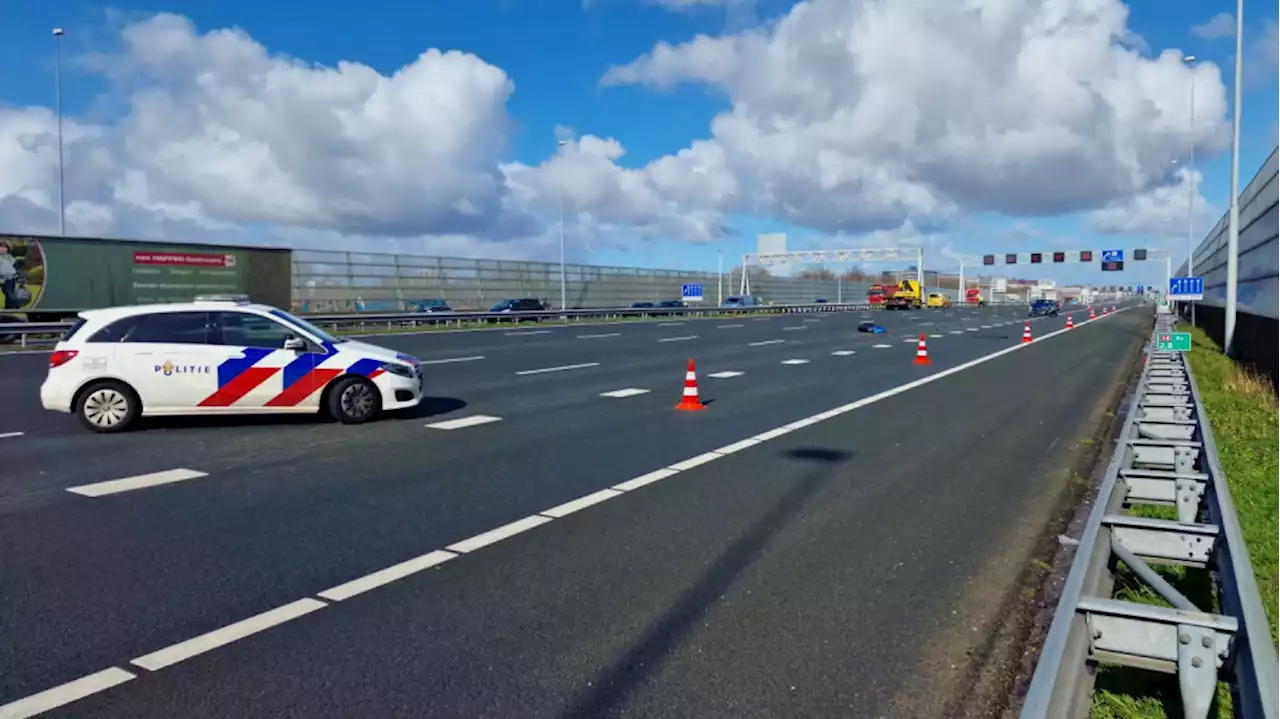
xmin=1028 ymin=299 xmax=1060 ymax=317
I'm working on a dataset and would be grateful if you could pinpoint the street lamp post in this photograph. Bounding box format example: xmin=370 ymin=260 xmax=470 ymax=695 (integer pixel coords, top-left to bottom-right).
xmin=1224 ymin=0 xmax=1244 ymax=355
xmin=53 ymin=27 xmax=66 ymax=237
xmin=557 ymin=139 xmax=567 ymax=312
xmin=1184 ymin=55 xmax=1197 ymax=328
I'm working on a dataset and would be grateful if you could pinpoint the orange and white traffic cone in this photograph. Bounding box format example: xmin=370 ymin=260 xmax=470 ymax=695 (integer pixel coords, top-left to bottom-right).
xmin=1089 ymin=306 xmax=1096 ymax=319
xmin=913 ymin=334 xmax=931 ymax=366
xmin=1066 ymin=315 xmax=1074 ymax=329
xmin=1022 ymin=321 xmax=1033 ymax=344
xmin=674 ymin=358 xmax=705 ymax=411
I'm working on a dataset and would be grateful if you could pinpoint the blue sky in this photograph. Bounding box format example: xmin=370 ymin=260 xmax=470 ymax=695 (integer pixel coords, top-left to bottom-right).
xmin=1 ymin=0 xmax=1277 ymax=290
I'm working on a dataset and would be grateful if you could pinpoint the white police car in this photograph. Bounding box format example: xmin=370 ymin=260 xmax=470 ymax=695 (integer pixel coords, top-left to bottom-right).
xmin=40 ymin=296 xmax=424 ymax=433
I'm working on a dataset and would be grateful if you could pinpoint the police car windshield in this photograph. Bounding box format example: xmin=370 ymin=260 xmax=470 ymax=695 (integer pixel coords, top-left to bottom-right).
xmin=269 ymin=309 xmax=345 ymax=344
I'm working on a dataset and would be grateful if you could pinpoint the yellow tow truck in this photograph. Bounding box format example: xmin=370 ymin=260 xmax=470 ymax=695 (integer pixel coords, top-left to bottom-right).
xmin=883 ymin=280 xmax=924 ymax=310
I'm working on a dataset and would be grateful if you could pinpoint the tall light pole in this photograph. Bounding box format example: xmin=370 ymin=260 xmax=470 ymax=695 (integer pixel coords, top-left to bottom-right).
xmin=1224 ymin=0 xmax=1244 ymax=355
xmin=557 ymin=139 xmax=567 ymax=311
xmin=53 ymin=27 xmax=66 ymax=237
xmin=1183 ymin=55 xmax=1197 ymax=327
xmin=716 ymin=249 xmax=723 ymax=305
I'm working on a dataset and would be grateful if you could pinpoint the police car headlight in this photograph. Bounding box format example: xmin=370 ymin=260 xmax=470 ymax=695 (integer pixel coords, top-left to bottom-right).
xmin=380 ymin=362 xmax=416 ymax=378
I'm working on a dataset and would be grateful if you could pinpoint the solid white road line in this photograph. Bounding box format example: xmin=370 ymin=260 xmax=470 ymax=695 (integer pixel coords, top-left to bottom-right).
xmin=781 ymin=359 xmax=810 ymax=365
xmin=131 ymin=599 xmax=327 ymax=672
xmin=318 ymin=550 xmax=457 ymax=602
xmin=600 ymin=388 xmax=650 ymax=398
xmin=541 ymin=489 xmax=623 ymax=518
xmin=668 ymin=452 xmax=722 ymax=471
xmin=0 ymin=668 xmax=136 ymax=719
xmin=717 ymin=324 xmax=745 ymax=329
xmin=504 ymin=330 xmax=552 ymax=336
xmin=707 ymin=371 xmax=744 ymax=379
xmin=613 ymin=468 xmax=679 ymax=492
xmin=872 ymin=344 xmax=892 ymax=348
xmin=425 ymin=415 xmax=503 ymax=430
xmin=830 ymin=350 xmax=856 ymax=356
xmin=446 ymin=515 xmax=553 ymax=554
xmin=0 ymin=431 xmax=24 ymax=439
xmin=658 ymin=335 xmax=698 ymax=343
xmin=418 ymin=356 xmax=485 ymax=365
xmin=749 ymin=339 xmax=785 ymax=347
xmin=66 ymin=469 xmax=209 ymax=498
xmin=516 ymin=362 xmax=600 ymax=375
xmin=713 ymin=438 xmax=761 ymax=455
xmin=577 ymin=333 xmax=621 ymax=339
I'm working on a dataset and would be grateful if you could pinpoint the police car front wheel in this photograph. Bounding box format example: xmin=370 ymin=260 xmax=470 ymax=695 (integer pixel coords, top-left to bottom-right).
xmin=76 ymin=381 xmax=140 ymax=433
xmin=328 ymin=376 xmax=381 ymax=425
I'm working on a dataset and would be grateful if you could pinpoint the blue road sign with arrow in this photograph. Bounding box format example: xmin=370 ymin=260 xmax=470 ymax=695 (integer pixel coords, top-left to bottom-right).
xmin=681 ymin=283 xmax=704 ymax=302
xmin=1168 ymin=277 xmax=1204 ymax=300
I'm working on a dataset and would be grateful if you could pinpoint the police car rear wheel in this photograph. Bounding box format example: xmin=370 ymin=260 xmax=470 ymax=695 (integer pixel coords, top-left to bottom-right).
xmin=329 ymin=376 xmax=380 ymax=425
xmin=76 ymin=381 xmax=139 ymax=433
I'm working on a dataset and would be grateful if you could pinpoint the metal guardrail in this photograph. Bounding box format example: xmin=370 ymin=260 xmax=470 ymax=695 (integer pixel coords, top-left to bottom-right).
xmin=0 ymin=301 xmax=895 ymax=348
xmin=1021 ymin=312 xmax=1278 ymax=718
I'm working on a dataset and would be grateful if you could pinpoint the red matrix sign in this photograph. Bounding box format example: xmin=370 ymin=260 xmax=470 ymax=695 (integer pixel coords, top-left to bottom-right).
xmin=133 ymin=252 xmax=235 ymax=267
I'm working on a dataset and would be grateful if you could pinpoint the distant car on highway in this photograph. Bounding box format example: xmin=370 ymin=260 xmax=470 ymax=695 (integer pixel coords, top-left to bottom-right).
xmin=926 ymin=293 xmax=952 ymax=308
xmin=629 ymin=301 xmax=655 ymax=309
xmin=490 ymin=298 xmax=547 ymax=313
xmin=40 ymin=295 xmax=424 ymax=433
xmin=1028 ymin=299 xmax=1060 ymax=317
xmin=722 ymin=295 xmax=762 ymax=308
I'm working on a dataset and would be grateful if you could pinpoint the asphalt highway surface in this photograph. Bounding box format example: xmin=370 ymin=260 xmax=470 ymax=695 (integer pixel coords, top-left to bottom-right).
xmin=0 ymin=302 xmax=1149 ymax=718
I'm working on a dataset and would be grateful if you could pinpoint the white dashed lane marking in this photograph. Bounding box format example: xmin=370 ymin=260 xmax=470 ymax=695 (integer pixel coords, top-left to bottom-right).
xmin=658 ymin=335 xmax=698 ymax=343
xmin=780 ymin=359 xmax=810 ymax=365
xmin=717 ymin=324 xmax=744 ymax=329
xmin=516 ymin=363 xmax=600 ymax=375
xmin=707 ymin=371 xmax=744 ymax=379
xmin=419 ymin=356 xmax=485 ymax=365
xmin=66 ymin=469 xmax=209 ymax=498
xmin=425 ymin=415 xmax=503 ymax=430
xmin=319 ymin=551 xmax=457 ymax=602
xmin=0 ymin=431 xmax=24 ymax=439
xmin=830 ymin=350 xmax=856 ymax=356
xmin=749 ymin=340 xmax=785 ymax=347
xmin=577 ymin=333 xmax=621 ymax=339
xmin=504 ymin=330 xmax=552 ymax=336
xmin=600 ymin=388 xmax=650 ymax=398
xmin=782 ymin=326 xmax=807 ymax=331
xmin=131 ymin=599 xmax=327 ymax=672
xmin=0 ymin=668 xmax=136 ymax=718
xmin=872 ymin=344 xmax=892 ymax=348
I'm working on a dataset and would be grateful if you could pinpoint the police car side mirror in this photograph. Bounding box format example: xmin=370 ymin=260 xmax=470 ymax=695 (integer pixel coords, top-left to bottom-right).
xmin=283 ymin=336 xmax=306 ymax=352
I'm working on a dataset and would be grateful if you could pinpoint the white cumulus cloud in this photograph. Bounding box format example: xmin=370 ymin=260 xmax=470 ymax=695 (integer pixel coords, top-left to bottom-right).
xmin=598 ymin=0 xmax=1227 ymax=235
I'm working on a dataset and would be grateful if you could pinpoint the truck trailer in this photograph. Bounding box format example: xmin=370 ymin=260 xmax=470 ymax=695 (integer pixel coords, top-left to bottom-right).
xmin=0 ymin=234 xmax=291 ymax=341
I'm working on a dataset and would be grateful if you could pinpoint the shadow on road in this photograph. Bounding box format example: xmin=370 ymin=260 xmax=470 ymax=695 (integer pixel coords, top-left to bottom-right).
xmin=137 ymin=396 xmax=467 ymax=431
xmin=559 ymin=446 xmax=852 ymax=719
